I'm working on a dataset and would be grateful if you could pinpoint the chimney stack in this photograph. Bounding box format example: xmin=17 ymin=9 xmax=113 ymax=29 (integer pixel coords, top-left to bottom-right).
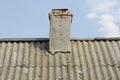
xmin=49 ymin=9 xmax=73 ymax=54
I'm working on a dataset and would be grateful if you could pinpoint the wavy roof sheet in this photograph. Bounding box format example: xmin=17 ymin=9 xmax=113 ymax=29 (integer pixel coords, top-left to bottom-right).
xmin=0 ymin=38 xmax=120 ymax=80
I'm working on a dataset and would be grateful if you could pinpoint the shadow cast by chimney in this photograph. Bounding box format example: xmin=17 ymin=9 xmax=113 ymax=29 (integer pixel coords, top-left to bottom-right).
xmin=31 ymin=40 xmax=71 ymax=56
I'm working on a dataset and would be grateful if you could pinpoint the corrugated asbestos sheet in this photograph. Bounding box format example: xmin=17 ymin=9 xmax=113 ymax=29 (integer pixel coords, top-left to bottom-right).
xmin=0 ymin=38 xmax=120 ymax=80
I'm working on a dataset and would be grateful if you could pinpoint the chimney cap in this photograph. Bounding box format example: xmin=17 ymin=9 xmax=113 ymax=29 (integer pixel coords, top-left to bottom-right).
xmin=49 ymin=9 xmax=73 ymax=21
xmin=49 ymin=8 xmax=72 ymax=16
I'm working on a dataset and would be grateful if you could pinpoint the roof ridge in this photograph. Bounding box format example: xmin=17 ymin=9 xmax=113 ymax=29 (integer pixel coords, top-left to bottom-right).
xmin=0 ymin=37 xmax=119 ymax=42
xmin=72 ymin=37 xmax=120 ymax=41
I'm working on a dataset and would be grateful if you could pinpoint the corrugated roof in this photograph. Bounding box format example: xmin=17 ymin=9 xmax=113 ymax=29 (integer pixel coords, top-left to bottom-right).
xmin=0 ymin=38 xmax=120 ymax=80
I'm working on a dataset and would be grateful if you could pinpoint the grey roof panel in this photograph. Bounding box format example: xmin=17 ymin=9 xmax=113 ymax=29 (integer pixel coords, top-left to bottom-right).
xmin=0 ymin=38 xmax=119 ymax=80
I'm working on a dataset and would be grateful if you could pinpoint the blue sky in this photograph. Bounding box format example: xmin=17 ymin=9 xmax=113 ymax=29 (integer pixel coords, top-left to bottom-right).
xmin=0 ymin=0 xmax=120 ymax=38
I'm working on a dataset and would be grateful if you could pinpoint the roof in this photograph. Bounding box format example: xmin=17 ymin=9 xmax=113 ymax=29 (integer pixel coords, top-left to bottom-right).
xmin=0 ymin=38 xmax=120 ymax=80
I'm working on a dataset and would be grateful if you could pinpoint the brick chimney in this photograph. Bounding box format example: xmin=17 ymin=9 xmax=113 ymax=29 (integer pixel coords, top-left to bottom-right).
xmin=49 ymin=9 xmax=73 ymax=54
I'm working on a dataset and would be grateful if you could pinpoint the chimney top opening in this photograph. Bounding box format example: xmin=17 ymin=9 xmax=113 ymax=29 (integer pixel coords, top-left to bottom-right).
xmin=52 ymin=9 xmax=68 ymax=11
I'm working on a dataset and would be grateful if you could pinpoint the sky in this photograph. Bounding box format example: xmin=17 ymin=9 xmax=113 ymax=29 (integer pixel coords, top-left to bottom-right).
xmin=0 ymin=0 xmax=120 ymax=38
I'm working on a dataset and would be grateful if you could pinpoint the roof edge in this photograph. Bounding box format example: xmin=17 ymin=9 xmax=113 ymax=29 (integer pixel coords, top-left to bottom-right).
xmin=72 ymin=37 xmax=120 ymax=41
xmin=0 ymin=38 xmax=49 ymax=42
xmin=0 ymin=37 xmax=120 ymax=42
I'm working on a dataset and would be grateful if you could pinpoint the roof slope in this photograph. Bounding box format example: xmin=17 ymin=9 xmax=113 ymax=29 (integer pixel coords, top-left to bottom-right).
xmin=0 ymin=38 xmax=120 ymax=80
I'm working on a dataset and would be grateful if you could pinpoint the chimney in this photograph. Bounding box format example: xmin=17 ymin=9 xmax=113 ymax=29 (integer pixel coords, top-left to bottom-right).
xmin=49 ymin=9 xmax=73 ymax=54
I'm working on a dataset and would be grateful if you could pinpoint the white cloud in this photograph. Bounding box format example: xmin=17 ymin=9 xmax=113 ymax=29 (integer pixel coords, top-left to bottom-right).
xmin=86 ymin=13 xmax=97 ymax=19
xmin=94 ymin=0 xmax=117 ymax=13
xmin=99 ymin=14 xmax=120 ymax=37
xmin=86 ymin=0 xmax=120 ymax=37
xmin=116 ymin=9 xmax=120 ymax=20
